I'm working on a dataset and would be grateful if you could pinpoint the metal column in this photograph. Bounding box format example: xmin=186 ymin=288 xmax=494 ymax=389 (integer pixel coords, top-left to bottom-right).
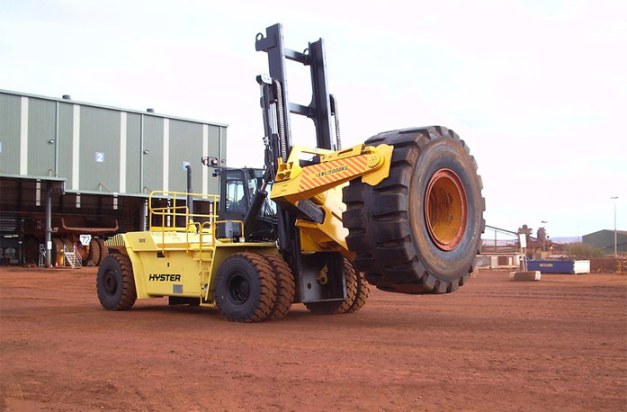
xmin=45 ymin=182 xmax=52 ymax=267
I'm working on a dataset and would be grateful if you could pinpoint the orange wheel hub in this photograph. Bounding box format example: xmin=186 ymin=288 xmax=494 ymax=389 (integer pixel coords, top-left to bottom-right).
xmin=424 ymin=169 xmax=467 ymax=251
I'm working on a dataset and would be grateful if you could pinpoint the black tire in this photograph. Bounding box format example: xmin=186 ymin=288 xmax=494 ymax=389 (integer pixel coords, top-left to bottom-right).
xmin=97 ymin=254 xmax=137 ymax=310
xmin=215 ymin=253 xmax=277 ymax=322
xmin=304 ymin=259 xmax=358 ymax=314
xmin=96 ymin=238 xmax=108 ymax=266
xmin=343 ymin=126 xmax=485 ymax=294
xmin=264 ymin=255 xmax=296 ymax=321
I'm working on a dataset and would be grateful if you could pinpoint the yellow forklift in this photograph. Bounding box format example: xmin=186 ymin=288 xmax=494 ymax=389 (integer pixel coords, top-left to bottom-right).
xmin=97 ymin=23 xmax=485 ymax=322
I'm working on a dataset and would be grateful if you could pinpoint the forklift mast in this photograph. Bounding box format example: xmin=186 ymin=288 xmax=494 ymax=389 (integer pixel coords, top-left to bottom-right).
xmin=255 ymin=23 xmax=338 ymax=153
xmin=255 ymin=23 xmax=345 ymax=299
xmin=255 ymin=24 xmax=340 ymax=238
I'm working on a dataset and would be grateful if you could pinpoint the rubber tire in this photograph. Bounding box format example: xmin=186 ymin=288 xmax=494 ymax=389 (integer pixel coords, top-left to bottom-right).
xmin=96 ymin=238 xmax=108 ymax=266
xmin=52 ymin=238 xmax=64 ymax=267
xmin=63 ymin=238 xmax=74 ymax=254
xmin=264 ymin=255 xmax=296 ymax=321
xmin=88 ymin=238 xmax=100 ymax=265
xmin=346 ymin=270 xmax=370 ymax=313
xmin=304 ymin=259 xmax=358 ymax=314
xmin=343 ymin=126 xmax=485 ymax=294
xmin=97 ymin=254 xmax=137 ymax=310
xmin=215 ymin=253 xmax=277 ymax=323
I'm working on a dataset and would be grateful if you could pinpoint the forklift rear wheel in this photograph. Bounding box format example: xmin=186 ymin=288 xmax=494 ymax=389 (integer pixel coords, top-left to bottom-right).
xmin=97 ymin=254 xmax=137 ymax=310
xmin=263 ymin=255 xmax=296 ymax=321
xmin=343 ymin=126 xmax=485 ymax=294
xmin=215 ymin=253 xmax=277 ymax=322
xmin=304 ymin=259 xmax=358 ymax=314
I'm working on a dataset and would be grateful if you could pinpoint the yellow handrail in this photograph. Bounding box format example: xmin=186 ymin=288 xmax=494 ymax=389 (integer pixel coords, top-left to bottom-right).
xmin=148 ymin=191 xmax=220 ymax=254
xmin=215 ymin=220 xmax=245 ymax=240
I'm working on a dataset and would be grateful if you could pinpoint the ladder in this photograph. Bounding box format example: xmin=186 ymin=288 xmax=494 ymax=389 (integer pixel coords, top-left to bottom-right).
xmin=64 ymin=245 xmax=82 ymax=269
xmin=195 ymin=249 xmax=214 ymax=302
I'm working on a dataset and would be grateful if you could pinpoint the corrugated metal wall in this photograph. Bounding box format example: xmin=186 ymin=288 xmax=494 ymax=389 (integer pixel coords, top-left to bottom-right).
xmin=142 ymin=115 xmax=165 ymax=193
xmin=26 ymin=98 xmax=56 ymax=177
xmin=583 ymin=230 xmax=627 ymax=254
xmin=0 ymin=93 xmax=21 ymax=174
xmin=0 ymin=90 xmax=227 ymax=196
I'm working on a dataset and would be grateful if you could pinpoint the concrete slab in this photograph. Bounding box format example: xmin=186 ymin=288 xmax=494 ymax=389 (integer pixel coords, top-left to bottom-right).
xmin=510 ymin=271 xmax=542 ymax=281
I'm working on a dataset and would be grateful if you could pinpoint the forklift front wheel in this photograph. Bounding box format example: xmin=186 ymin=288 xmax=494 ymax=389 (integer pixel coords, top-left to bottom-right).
xmin=215 ymin=253 xmax=277 ymax=322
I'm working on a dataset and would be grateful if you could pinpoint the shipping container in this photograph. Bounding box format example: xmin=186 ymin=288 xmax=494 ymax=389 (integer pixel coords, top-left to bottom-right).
xmin=526 ymin=260 xmax=590 ymax=274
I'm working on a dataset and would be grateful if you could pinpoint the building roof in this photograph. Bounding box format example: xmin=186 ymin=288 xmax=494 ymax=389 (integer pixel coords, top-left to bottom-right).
xmin=583 ymin=229 xmax=627 ymax=237
xmin=0 ymin=88 xmax=228 ymax=128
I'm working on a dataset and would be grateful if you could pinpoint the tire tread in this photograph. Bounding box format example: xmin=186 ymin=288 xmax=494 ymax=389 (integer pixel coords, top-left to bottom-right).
xmin=343 ymin=126 xmax=484 ymax=294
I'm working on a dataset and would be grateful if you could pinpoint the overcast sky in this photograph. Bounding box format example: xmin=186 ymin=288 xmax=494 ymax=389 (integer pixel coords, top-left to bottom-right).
xmin=1 ymin=0 xmax=625 ymax=238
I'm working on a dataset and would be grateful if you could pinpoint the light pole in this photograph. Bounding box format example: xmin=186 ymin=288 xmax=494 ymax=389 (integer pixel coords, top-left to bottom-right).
xmin=611 ymin=197 xmax=618 ymax=257
xmin=540 ymin=220 xmax=548 ymax=251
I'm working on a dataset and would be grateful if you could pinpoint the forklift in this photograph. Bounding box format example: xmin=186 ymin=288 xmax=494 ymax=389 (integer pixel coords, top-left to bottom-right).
xmin=97 ymin=23 xmax=485 ymax=322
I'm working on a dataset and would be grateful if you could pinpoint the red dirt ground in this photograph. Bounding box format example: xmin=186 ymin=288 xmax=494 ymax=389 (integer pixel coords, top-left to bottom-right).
xmin=1 ymin=267 xmax=626 ymax=411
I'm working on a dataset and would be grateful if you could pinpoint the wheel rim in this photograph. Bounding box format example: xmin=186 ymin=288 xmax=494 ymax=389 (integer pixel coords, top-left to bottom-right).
xmin=227 ymin=273 xmax=250 ymax=305
xmin=103 ymin=271 xmax=118 ymax=295
xmin=424 ymin=169 xmax=467 ymax=251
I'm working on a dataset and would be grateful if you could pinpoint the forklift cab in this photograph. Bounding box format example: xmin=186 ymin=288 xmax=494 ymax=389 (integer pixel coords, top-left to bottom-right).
xmin=217 ymin=168 xmax=277 ymax=241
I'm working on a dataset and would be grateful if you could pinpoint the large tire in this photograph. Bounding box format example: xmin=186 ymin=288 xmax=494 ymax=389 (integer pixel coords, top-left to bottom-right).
xmin=215 ymin=253 xmax=277 ymax=322
xmin=88 ymin=238 xmax=101 ymax=265
xmin=96 ymin=238 xmax=108 ymax=266
xmin=97 ymin=254 xmax=137 ymax=310
xmin=304 ymin=259 xmax=358 ymax=314
xmin=52 ymin=238 xmax=64 ymax=267
xmin=264 ymin=255 xmax=296 ymax=321
xmin=63 ymin=238 xmax=74 ymax=254
xmin=343 ymin=126 xmax=485 ymax=294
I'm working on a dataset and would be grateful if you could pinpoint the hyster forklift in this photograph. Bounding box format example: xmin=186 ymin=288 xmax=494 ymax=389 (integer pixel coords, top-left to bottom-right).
xmin=97 ymin=23 xmax=485 ymax=322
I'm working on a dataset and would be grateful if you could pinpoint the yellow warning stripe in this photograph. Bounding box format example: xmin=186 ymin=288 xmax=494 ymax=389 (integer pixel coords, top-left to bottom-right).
xmin=299 ymin=157 xmax=368 ymax=191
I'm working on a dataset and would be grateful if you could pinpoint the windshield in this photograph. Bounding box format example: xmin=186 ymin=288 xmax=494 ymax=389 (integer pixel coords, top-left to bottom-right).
xmin=223 ymin=168 xmax=277 ymax=218
xmin=261 ymin=183 xmax=277 ymax=217
xmin=250 ymin=177 xmax=277 ymax=218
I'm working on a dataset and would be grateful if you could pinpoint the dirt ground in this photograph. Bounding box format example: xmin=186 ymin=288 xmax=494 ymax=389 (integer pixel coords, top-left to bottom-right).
xmin=1 ymin=266 xmax=625 ymax=412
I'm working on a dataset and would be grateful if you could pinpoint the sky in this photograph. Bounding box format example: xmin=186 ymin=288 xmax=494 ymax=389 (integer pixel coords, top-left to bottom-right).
xmin=1 ymin=0 xmax=626 ymax=238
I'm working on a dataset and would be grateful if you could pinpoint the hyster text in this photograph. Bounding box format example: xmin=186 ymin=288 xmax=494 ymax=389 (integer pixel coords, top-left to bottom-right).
xmin=149 ymin=274 xmax=182 ymax=281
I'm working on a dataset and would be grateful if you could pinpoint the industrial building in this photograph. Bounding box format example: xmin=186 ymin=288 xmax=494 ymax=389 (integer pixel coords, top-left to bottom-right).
xmin=0 ymin=89 xmax=227 ymax=266
xmin=582 ymin=230 xmax=627 ymax=256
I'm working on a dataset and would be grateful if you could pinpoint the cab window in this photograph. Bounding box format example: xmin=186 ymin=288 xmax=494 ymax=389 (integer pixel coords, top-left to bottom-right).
xmin=225 ymin=179 xmax=246 ymax=213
